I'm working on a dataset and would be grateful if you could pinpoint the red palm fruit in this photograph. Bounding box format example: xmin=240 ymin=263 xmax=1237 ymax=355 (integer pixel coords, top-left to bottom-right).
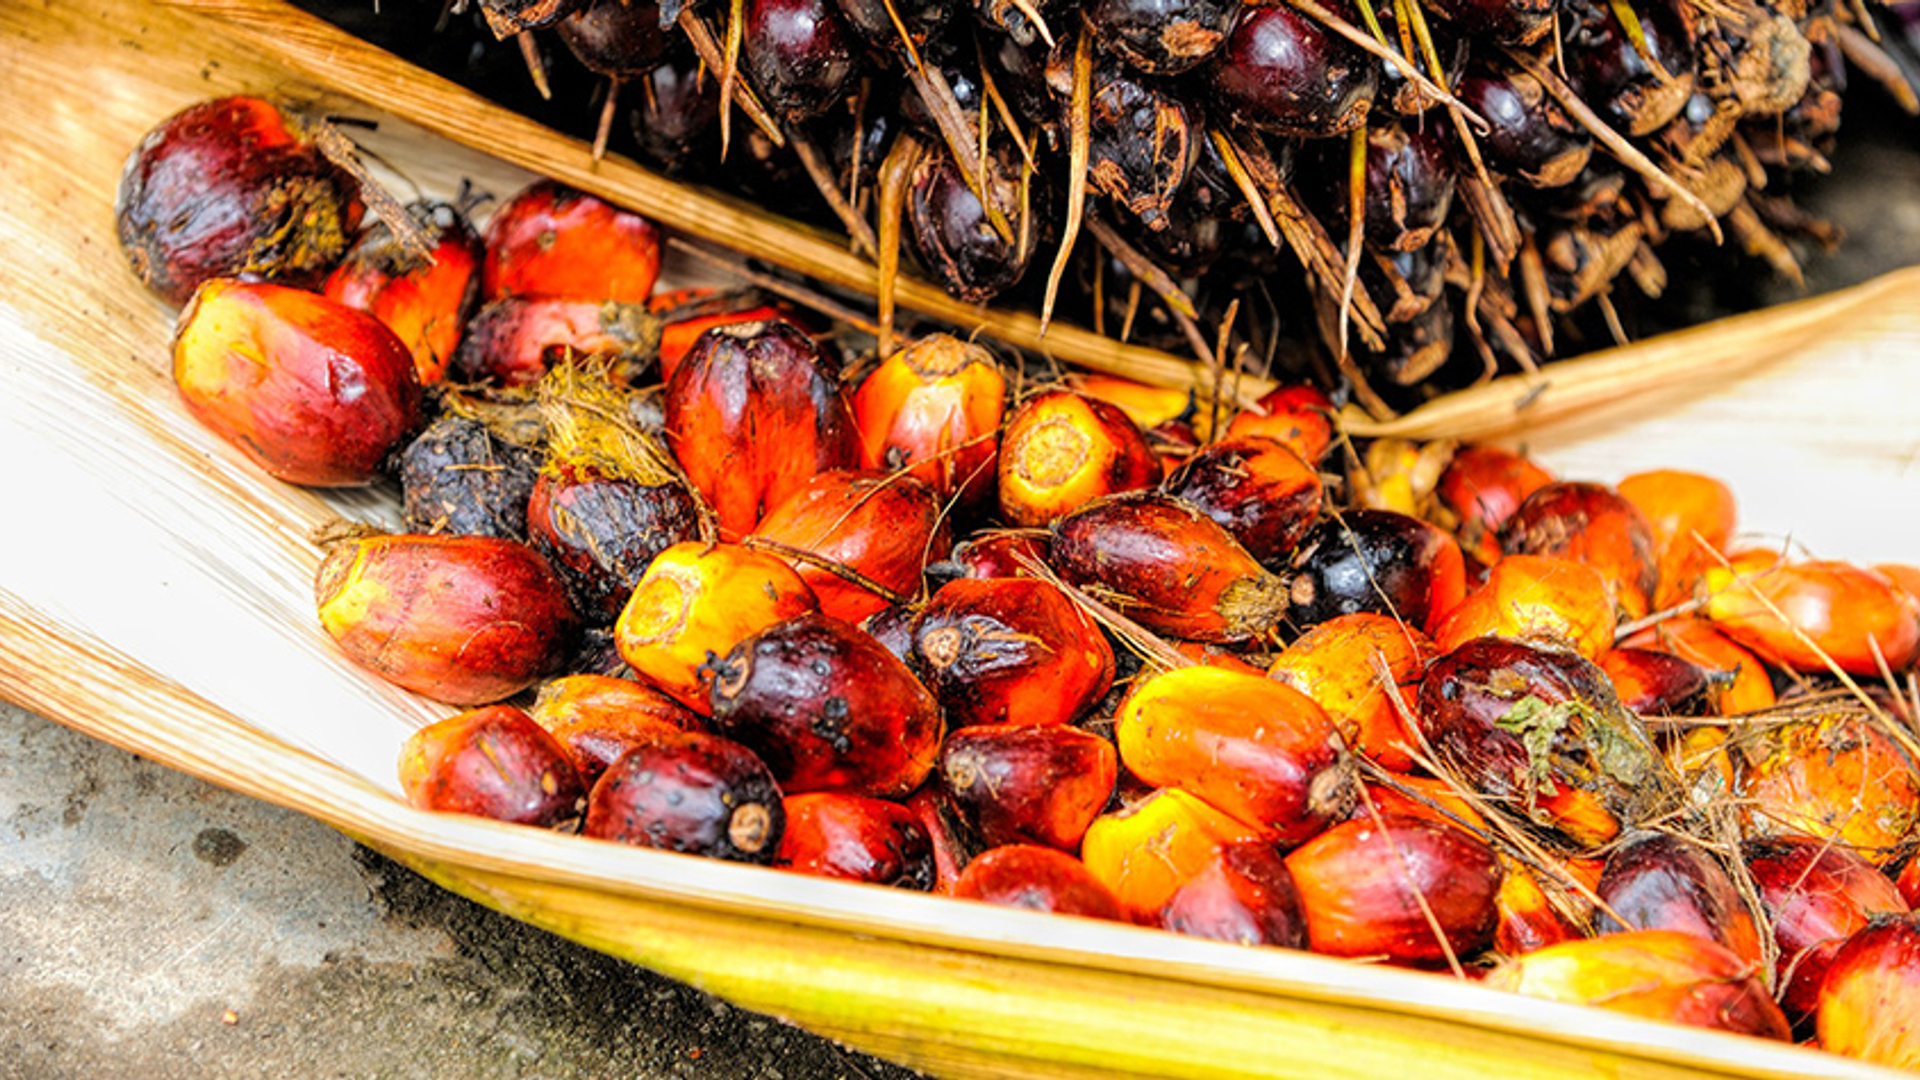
xmin=481 ymin=180 xmax=660 ymax=303
xmin=116 ymin=96 xmax=362 ymax=306
xmin=613 ymin=541 xmax=820 ymax=713
xmin=852 ymin=334 xmax=1008 ymax=513
xmin=315 ymin=533 xmax=576 ymax=705
xmin=1433 ymin=444 xmax=1555 ymax=569
xmin=1210 ymin=2 xmax=1378 ymax=138
xmin=1432 ymin=555 xmax=1617 ymax=661
xmin=1734 ymin=708 xmax=1920 ymax=866
xmin=998 ymin=390 xmax=1160 ymax=527
xmin=1902 ymin=857 xmax=1920 ymax=909
xmin=1052 ymin=492 xmax=1290 ymax=643
xmin=1161 ymin=840 xmax=1309 ymax=949
xmin=904 ymin=786 xmax=971 ymax=894
xmin=1417 ymin=637 xmax=1662 ymax=847
xmin=527 ymin=674 xmax=700 ymax=785
xmin=1485 ymin=930 xmax=1790 ymax=1038
xmin=172 ymin=279 xmax=421 ymax=487
xmin=943 ymin=531 xmax=1051 ymax=579
xmin=1173 ymin=641 xmax=1268 ymax=676
xmin=1495 ymin=855 xmax=1589 ymax=955
xmin=1285 ymin=510 xmax=1467 ymax=637
xmin=398 ymin=704 xmax=584 ymax=827
xmin=1284 ymin=814 xmax=1503 ymax=965
xmin=1617 ymin=470 xmax=1738 ymax=610
xmin=323 ymin=200 xmax=481 ymax=386
xmin=655 ymin=303 xmax=794 ymax=385
xmin=951 ymin=845 xmax=1125 ymax=920
xmin=1598 ymin=647 xmax=1719 ymax=717
xmin=1359 ymin=774 xmax=1488 ymax=834
xmin=1501 ymin=482 xmax=1659 ymax=620
xmin=1746 ymin=834 xmax=1911 ymax=1021
xmin=707 ymin=613 xmax=943 ymax=798
xmin=450 ymin=297 xmax=661 ymax=387
xmin=1704 ymin=560 xmax=1920 ymax=676
xmin=909 ymin=577 xmax=1114 ymax=728
xmin=1817 ymin=913 xmax=1920 ymax=1068
xmin=1224 ymin=384 xmax=1335 ymax=466
xmin=750 ymin=470 xmax=950 ymax=623
xmin=665 ymin=320 xmax=862 ymax=537
xmin=937 ymin=725 xmax=1118 ymax=851
xmin=1594 ymin=832 xmax=1764 ymax=968
xmin=526 ymin=463 xmax=700 ymax=623
xmin=1619 ymin=616 xmax=1776 ymax=715
xmin=775 ymin=792 xmax=935 ymax=889
xmin=1161 ymin=436 xmax=1323 ymax=568
xmin=1268 ymin=613 xmax=1430 ymax=772
xmin=583 ymin=730 xmax=784 ymax=863
xmin=1081 ymin=788 xmax=1263 ymax=922
xmin=742 ymin=0 xmax=859 ymax=121
xmin=1116 ymin=665 xmax=1356 ymax=844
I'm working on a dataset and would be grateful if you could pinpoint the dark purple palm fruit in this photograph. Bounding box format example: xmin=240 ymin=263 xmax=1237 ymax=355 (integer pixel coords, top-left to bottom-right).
xmin=743 ymin=0 xmax=862 ymax=121
xmin=834 ymin=0 xmax=950 ymax=58
xmin=1454 ymin=66 xmax=1594 ymax=188
xmin=1209 ymin=2 xmax=1377 ymax=138
xmin=558 ymin=0 xmax=676 ymax=157
xmin=1373 ymin=3 xmax=1469 ymax=116
xmin=630 ymin=53 xmax=721 ymax=174
xmin=1562 ymin=0 xmax=1698 ymax=137
xmin=1086 ymin=0 xmax=1243 ymax=75
xmin=1421 ymin=0 xmax=1554 ymax=46
xmin=907 ymin=143 xmax=1036 ymax=303
xmin=897 ymin=54 xmax=987 ymax=134
xmin=1312 ymin=121 xmax=1457 ymax=253
xmin=982 ymin=27 xmax=1057 ymax=128
xmin=1048 ymin=45 xmax=1204 ymax=232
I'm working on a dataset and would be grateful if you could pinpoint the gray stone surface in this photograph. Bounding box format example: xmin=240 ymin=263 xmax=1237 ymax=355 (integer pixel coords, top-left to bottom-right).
xmin=0 ymin=703 xmax=925 ymax=1080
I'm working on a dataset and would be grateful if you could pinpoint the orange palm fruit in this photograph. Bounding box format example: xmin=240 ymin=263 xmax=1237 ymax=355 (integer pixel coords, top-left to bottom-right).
xmin=1172 ymin=641 xmax=1268 ymax=676
xmin=937 ymin=724 xmax=1118 ymax=851
xmin=613 ymin=541 xmax=819 ymax=713
xmin=1618 ymin=616 xmax=1776 ymax=715
xmin=909 ymin=577 xmax=1114 ymax=727
xmin=323 ymin=200 xmax=482 ymax=386
xmin=1877 ymin=562 xmax=1920 ymax=607
xmin=1052 ymin=492 xmax=1291 ymax=643
xmin=482 ymin=180 xmax=661 ymax=303
xmin=1160 ymin=840 xmax=1309 ymax=949
xmin=315 ymin=533 xmax=576 ymax=705
xmin=1704 ymin=560 xmax=1920 ymax=676
xmin=1346 ymin=437 xmax=1454 ymax=519
xmin=951 ymin=845 xmax=1126 ymax=920
xmin=1161 ymin=436 xmax=1325 ymax=567
xmin=1501 ymin=482 xmax=1659 ymax=620
xmin=1065 ymin=372 xmax=1192 ymax=430
xmin=1617 ymin=469 xmax=1737 ymax=610
xmin=1081 ymin=787 xmax=1264 ymax=922
xmin=851 ymin=334 xmax=1008 ymax=513
xmin=450 ymin=296 xmax=661 ymax=387
xmin=651 ymin=293 xmax=802 ymax=384
xmin=1224 ymin=383 xmax=1334 ymax=465
xmin=1432 ymin=444 xmax=1554 ymax=569
xmin=775 ymin=792 xmax=935 ymax=889
xmin=1597 ymin=647 xmax=1719 ymax=717
xmin=1746 ymin=834 xmax=1911 ymax=1021
xmin=1494 ymin=855 xmax=1589 ymax=955
xmin=1484 ymin=930 xmax=1790 ymax=1039
xmin=1816 ymin=913 xmax=1920 ymax=1069
xmin=1283 ymin=510 xmax=1467 ymax=636
xmin=1268 ymin=613 xmax=1431 ymax=772
xmin=1358 ymin=774 xmax=1488 ymax=834
xmin=664 ymin=320 xmax=862 ymax=537
xmin=1284 ymin=814 xmax=1503 ymax=966
xmin=904 ymin=785 xmax=972 ymax=894
xmin=1733 ymin=707 xmax=1920 ymax=866
xmin=1594 ymin=831 xmax=1765 ymax=969
xmin=398 ymin=704 xmax=584 ymax=827
xmin=997 ymin=389 xmax=1160 ymax=526
xmin=750 ymin=470 xmax=950 ymax=623
xmin=1431 ymin=554 xmax=1617 ymax=661
xmin=527 ymin=674 xmax=700 ymax=785
xmin=1116 ymin=665 xmax=1356 ymax=844
xmin=172 ymin=279 xmax=422 ymax=487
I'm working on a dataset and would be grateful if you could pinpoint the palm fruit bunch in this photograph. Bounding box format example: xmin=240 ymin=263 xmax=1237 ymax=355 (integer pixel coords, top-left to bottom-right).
xmin=300 ymin=0 xmax=1914 ymax=415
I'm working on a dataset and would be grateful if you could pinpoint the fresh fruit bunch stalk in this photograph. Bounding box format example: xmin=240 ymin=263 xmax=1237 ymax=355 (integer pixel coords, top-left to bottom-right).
xmin=119 ymin=98 xmax=1920 ymax=1071
xmin=300 ymin=0 xmax=1917 ymax=419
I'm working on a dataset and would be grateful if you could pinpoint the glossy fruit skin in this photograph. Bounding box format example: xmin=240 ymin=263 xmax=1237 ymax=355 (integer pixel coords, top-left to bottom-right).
xmin=750 ymin=470 xmax=949 ymax=623
xmin=1618 ymin=616 xmax=1776 ymax=715
xmin=1317 ymin=123 xmax=1457 ymax=253
xmin=1268 ymin=613 xmax=1430 ymax=773
xmin=910 ymin=577 xmax=1115 ymax=728
xmin=1069 ymin=51 xmax=1202 ymax=233
xmin=1224 ymin=385 xmax=1334 ymax=466
xmin=1704 ymin=560 xmax=1920 ymax=676
xmin=583 ymin=730 xmax=785 ymax=863
xmin=1495 ymin=855 xmax=1590 ymax=955
xmin=908 ymin=146 xmax=1034 ymax=305
xmin=938 ymin=724 xmax=1118 ymax=852
xmin=527 ymin=673 xmax=701 ymax=785
xmin=1161 ymin=436 xmax=1323 ymax=569
xmin=481 ymin=180 xmax=661 ymax=304
xmin=1285 ymin=510 xmax=1466 ymax=637
xmin=450 ymin=297 xmax=661 ymax=387
xmin=708 ymin=613 xmax=943 ymax=798
xmin=1433 ymin=444 xmax=1555 ymax=569
xmin=654 ymin=297 xmax=801 ymax=385
xmin=775 ymin=792 xmax=935 ymax=889
xmin=998 ymin=390 xmax=1160 ymax=527
xmin=397 ymin=413 xmax=543 ymax=540
xmin=1209 ymin=3 xmax=1376 ymax=138
xmin=1745 ymin=834 xmax=1912 ymax=1021
xmin=1734 ymin=709 xmax=1920 ymax=867
xmin=1901 ymin=857 xmax=1920 ymax=910
xmin=852 ymin=334 xmax=1007 ymax=514
xmin=613 ymin=541 xmax=821 ymax=713
xmin=1454 ymin=69 xmax=1592 ymax=188
xmin=117 ymin=96 xmax=362 ymax=306
xmin=665 ymin=320 xmax=862 ymax=537
xmin=1053 ymin=492 xmax=1291 ymax=643
xmin=555 ymin=0 xmax=673 ymax=77
xmin=1416 ymin=636 xmax=1660 ymax=847
xmin=172 ymin=279 xmax=422 ymax=487
xmin=398 ymin=704 xmax=585 ymax=827
xmin=1161 ymin=839 xmax=1307 ymax=948
xmin=1500 ymin=482 xmax=1659 ymax=620
xmin=323 ymin=200 xmax=481 ymax=386
xmin=941 ymin=532 xmax=1052 ymax=581
xmin=1081 ymin=787 xmax=1263 ymax=921
xmin=1594 ymin=832 xmax=1765 ymax=969
xmin=1562 ymin=0 xmax=1696 ymax=138
xmin=1118 ymin=665 xmax=1355 ymax=845
xmin=743 ymin=0 xmax=859 ymax=121
xmin=1431 ymin=555 xmax=1617 ymax=661
xmin=1485 ymin=930 xmax=1791 ymax=1039
xmin=1820 ymin=913 xmax=1920 ymax=1065
xmin=315 ymin=533 xmax=577 ymax=705
xmin=526 ymin=463 xmax=700 ymax=622
xmin=951 ymin=844 xmax=1126 ymax=920
xmin=1597 ymin=647 xmax=1718 ymax=717
xmin=1285 ymin=814 xmax=1502 ymax=966
xmin=1617 ymin=470 xmax=1737 ymax=610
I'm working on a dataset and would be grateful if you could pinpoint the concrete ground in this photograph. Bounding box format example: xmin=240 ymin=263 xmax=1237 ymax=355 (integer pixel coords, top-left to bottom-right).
xmin=0 ymin=702 xmax=924 ymax=1080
